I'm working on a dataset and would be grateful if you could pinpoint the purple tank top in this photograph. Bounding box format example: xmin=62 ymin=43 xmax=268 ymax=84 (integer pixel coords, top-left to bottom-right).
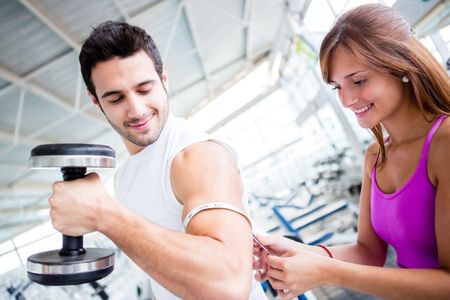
xmin=371 ymin=115 xmax=446 ymax=269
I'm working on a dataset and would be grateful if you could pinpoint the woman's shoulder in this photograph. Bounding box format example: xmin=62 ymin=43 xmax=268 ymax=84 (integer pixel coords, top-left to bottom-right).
xmin=428 ymin=115 xmax=450 ymax=181
xmin=363 ymin=141 xmax=380 ymax=178
xmin=430 ymin=115 xmax=450 ymax=155
xmin=365 ymin=141 xmax=380 ymax=156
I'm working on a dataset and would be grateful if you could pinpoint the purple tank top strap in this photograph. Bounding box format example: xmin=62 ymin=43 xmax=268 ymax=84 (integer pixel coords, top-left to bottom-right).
xmin=371 ymin=136 xmax=390 ymax=179
xmin=420 ymin=115 xmax=447 ymax=163
xmin=371 ymin=116 xmax=447 ymax=178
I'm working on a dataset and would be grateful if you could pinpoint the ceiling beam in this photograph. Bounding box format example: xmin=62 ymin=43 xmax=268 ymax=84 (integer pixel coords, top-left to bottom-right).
xmin=0 ymin=183 xmax=51 ymax=197
xmin=112 ymin=0 xmax=131 ymax=21
xmin=203 ymin=2 xmax=248 ymax=28
xmin=183 ymin=1 xmax=214 ymax=94
xmin=0 ymin=50 xmax=74 ymax=99
xmin=0 ymin=66 xmax=105 ymax=127
xmin=0 ymin=161 xmax=28 ymax=170
xmin=13 ymin=89 xmax=26 ymax=145
xmin=0 ymin=102 xmax=95 ymax=159
xmin=0 ymin=129 xmax=54 ymax=146
xmin=162 ymin=1 xmax=185 ymax=61
xmin=0 ymin=203 xmax=49 ymax=219
xmin=3 ymin=123 xmax=118 ymax=188
xmin=244 ymin=0 xmax=255 ymax=62
xmin=129 ymin=0 xmax=167 ymax=21
xmin=0 ymin=217 xmax=48 ymax=231
xmin=18 ymin=0 xmax=81 ymax=51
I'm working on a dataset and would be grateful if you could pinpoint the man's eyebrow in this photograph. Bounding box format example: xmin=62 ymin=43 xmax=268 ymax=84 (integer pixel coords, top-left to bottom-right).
xmin=101 ymin=80 xmax=156 ymax=99
xmin=136 ymin=80 xmax=155 ymax=88
xmin=101 ymin=90 xmax=121 ymax=99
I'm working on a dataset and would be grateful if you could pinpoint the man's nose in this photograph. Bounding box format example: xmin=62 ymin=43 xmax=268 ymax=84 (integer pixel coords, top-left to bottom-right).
xmin=127 ymin=95 xmax=146 ymax=119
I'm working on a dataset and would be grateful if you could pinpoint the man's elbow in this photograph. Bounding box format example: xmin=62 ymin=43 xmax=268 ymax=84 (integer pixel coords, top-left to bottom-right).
xmin=202 ymin=278 xmax=251 ymax=300
xmin=201 ymin=264 xmax=252 ymax=299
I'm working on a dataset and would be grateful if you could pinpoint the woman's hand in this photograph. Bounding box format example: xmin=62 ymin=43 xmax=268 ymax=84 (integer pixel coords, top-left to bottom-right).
xmin=267 ymin=249 xmax=331 ymax=299
xmin=253 ymin=234 xmax=306 ymax=282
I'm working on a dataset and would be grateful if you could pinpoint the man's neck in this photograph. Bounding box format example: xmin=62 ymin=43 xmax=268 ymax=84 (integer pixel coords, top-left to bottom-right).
xmin=124 ymin=139 xmax=145 ymax=155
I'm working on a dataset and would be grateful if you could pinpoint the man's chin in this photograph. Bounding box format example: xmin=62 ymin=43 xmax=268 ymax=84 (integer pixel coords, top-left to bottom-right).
xmin=125 ymin=132 xmax=160 ymax=147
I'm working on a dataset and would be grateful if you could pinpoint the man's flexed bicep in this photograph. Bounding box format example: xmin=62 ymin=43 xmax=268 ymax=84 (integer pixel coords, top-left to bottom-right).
xmin=170 ymin=140 xmax=253 ymax=297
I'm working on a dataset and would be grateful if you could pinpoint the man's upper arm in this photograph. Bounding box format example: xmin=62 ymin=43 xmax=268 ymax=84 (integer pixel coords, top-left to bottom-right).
xmin=170 ymin=141 xmax=252 ymax=244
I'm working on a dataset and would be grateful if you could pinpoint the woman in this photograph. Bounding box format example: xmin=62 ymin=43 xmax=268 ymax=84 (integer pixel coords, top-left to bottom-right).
xmin=253 ymin=3 xmax=450 ymax=299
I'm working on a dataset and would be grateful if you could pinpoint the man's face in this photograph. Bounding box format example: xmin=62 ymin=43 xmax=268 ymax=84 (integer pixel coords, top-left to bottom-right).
xmin=90 ymin=50 xmax=169 ymax=153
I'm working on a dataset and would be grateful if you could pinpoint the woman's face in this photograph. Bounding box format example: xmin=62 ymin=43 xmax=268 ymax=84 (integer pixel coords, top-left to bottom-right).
xmin=328 ymin=45 xmax=407 ymax=129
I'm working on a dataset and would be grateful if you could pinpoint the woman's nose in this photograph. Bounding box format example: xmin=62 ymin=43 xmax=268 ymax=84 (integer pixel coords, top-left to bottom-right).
xmin=340 ymin=89 xmax=358 ymax=108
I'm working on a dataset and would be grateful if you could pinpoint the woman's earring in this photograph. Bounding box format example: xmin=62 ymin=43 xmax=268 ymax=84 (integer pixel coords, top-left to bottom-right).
xmin=402 ymin=76 xmax=410 ymax=83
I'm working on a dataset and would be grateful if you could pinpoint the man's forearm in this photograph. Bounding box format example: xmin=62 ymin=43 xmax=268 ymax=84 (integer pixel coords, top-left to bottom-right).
xmin=98 ymin=202 xmax=252 ymax=299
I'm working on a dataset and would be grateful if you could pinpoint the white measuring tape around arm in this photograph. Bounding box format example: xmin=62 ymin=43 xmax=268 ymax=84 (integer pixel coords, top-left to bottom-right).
xmin=182 ymin=201 xmax=252 ymax=231
xmin=182 ymin=202 xmax=273 ymax=255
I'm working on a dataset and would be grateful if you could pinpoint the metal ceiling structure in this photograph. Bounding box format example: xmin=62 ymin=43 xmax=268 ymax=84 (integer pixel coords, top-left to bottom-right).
xmin=0 ymin=0 xmax=286 ymax=243
xmin=0 ymin=0 xmax=447 ymax=245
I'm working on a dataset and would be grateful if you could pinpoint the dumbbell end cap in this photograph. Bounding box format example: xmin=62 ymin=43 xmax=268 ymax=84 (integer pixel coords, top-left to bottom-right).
xmin=29 ymin=144 xmax=115 ymax=169
xmin=27 ymin=248 xmax=115 ymax=285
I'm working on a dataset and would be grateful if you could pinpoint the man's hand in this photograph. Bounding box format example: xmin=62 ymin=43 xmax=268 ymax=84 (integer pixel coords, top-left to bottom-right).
xmin=49 ymin=172 xmax=113 ymax=236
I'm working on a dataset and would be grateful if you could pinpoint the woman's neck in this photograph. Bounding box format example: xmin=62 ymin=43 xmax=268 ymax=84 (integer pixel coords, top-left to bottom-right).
xmin=382 ymin=105 xmax=435 ymax=146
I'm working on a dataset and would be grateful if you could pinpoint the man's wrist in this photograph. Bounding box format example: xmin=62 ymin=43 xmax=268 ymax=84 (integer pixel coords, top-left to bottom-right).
xmin=96 ymin=194 xmax=119 ymax=234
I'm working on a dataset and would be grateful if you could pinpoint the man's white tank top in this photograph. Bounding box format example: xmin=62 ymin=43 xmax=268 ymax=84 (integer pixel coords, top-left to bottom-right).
xmin=115 ymin=114 xmax=266 ymax=299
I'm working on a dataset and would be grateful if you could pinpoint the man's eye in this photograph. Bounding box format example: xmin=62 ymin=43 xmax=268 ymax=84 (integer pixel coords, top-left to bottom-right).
xmin=138 ymin=89 xmax=151 ymax=95
xmin=331 ymin=85 xmax=341 ymax=90
xmin=108 ymin=96 xmax=123 ymax=103
xmin=354 ymin=80 xmax=366 ymax=86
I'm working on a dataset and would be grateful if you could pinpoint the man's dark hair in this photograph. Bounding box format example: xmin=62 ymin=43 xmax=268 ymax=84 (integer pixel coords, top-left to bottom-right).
xmin=79 ymin=21 xmax=163 ymax=99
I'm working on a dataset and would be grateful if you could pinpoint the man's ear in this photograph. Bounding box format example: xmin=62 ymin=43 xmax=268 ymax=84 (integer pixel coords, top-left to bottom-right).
xmin=161 ymin=66 xmax=169 ymax=92
xmin=87 ymin=90 xmax=99 ymax=106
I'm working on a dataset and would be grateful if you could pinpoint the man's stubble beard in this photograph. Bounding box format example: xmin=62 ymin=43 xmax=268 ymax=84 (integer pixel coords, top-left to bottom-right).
xmin=98 ymin=101 xmax=169 ymax=148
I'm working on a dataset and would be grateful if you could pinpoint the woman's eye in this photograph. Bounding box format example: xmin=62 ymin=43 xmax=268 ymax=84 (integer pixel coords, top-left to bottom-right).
xmin=331 ymin=85 xmax=341 ymax=90
xmin=354 ymin=80 xmax=366 ymax=86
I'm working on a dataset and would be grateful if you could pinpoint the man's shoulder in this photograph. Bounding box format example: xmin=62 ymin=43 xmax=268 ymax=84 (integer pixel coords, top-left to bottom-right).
xmin=177 ymin=140 xmax=233 ymax=163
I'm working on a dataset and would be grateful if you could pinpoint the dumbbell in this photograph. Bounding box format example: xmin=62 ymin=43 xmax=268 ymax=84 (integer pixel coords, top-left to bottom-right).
xmin=27 ymin=143 xmax=115 ymax=285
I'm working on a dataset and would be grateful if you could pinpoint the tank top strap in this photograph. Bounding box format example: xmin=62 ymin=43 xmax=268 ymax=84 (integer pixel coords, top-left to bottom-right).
xmin=420 ymin=115 xmax=447 ymax=162
xmin=371 ymin=135 xmax=390 ymax=179
xmin=371 ymin=151 xmax=379 ymax=179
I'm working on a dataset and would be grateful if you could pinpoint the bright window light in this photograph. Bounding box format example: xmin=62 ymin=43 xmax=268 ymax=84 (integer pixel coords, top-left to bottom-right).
xmin=189 ymin=62 xmax=272 ymax=130
xmin=13 ymin=221 xmax=56 ymax=248
xmin=0 ymin=240 xmax=14 ymax=255
xmin=0 ymin=251 xmax=21 ymax=275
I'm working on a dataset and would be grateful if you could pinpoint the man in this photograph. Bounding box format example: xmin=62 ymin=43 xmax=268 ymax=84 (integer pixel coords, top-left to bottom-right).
xmin=48 ymin=21 xmax=266 ymax=299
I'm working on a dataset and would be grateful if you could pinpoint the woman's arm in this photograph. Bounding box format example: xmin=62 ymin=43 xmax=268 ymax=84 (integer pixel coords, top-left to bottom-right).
xmin=267 ymin=129 xmax=450 ymax=299
xmin=254 ymin=142 xmax=387 ymax=279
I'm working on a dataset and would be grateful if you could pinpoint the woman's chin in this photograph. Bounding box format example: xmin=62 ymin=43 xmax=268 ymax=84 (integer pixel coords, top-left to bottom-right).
xmin=357 ymin=119 xmax=375 ymax=129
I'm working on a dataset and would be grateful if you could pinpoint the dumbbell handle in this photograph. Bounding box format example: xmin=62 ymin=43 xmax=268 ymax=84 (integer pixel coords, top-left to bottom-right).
xmin=58 ymin=167 xmax=87 ymax=256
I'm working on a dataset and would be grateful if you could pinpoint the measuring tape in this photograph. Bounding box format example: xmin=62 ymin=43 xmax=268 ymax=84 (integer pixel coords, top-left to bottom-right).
xmin=182 ymin=202 xmax=252 ymax=230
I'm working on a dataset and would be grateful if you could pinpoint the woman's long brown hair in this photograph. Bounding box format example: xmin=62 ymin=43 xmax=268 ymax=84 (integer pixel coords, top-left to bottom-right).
xmin=319 ymin=4 xmax=450 ymax=164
